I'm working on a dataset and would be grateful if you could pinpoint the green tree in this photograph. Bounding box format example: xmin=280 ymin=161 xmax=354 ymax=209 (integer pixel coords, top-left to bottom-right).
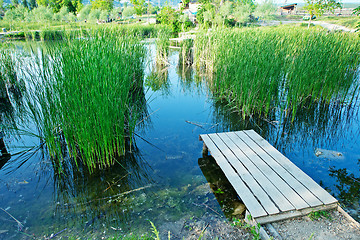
xmin=122 ymin=6 xmax=135 ymax=18
xmin=91 ymin=0 xmax=113 ymax=11
xmin=156 ymin=5 xmax=180 ymax=33
xmin=22 ymin=0 xmax=29 ymax=9
xmin=78 ymin=4 xmax=91 ymax=20
xmin=233 ymin=2 xmax=254 ymax=26
xmin=354 ymin=6 xmax=359 ymax=32
xmin=304 ymin=0 xmax=341 ymax=27
xmin=26 ymin=5 xmax=53 ymax=21
xmin=254 ymin=0 xmax=276 ymax=20
xmin=0 ymin=0 xmax=6 ymax=17
xmin=130 ymin=0 xmax=145 ymax=16
xmin=4 ymin=5 xmax=28 ymax=24
xmin=29 ymin=0 xmax=37 ymax=9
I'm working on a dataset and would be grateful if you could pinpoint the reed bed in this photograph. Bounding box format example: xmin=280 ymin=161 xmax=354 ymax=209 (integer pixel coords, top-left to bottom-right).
xmin=25 ymin=29 xmax=146 ymax=172
xmin=155 ymin=28 xmax=171 ymax=65
xmin=194 ymin=26 xmax=360 ymax=119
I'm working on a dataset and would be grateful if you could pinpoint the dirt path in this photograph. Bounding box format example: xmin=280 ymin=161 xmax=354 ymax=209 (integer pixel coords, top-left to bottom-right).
xmin=265 ymin=209 xmax=360 ymax=240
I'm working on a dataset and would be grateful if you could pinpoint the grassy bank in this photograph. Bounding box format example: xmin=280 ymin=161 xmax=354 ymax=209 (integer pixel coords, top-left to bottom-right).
xmin=1 ymin=23 xmax=169 ymax=41
xmin=24 ymin=29 xmax=147 ymax=172
xmin=194 ymin=26 xmax=360 ymax=120
xmin=317 ymin=16 xmax=359 ymax=29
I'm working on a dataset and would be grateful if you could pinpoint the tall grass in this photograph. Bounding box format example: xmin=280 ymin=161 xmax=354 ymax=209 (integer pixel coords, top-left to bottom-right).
xmin=25 ymin=29 xmax=146 ymax=172
xmin=194 ymin=26 xmax=360 ymax=120
xmin=155 ymin=28 xmax=171 ymax=65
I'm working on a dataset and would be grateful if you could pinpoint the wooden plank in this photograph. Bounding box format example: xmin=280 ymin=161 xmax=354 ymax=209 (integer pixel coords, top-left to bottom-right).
xmin=200 ymin=134 xmax=268 ymax=218
xmin=220 ymin=132 xmax=294 ymax=212
xmin=208 ymin=133 xmax=280 ymax=215
xmin=255 ymin=203 xmax=338 ymax=224
xmin=244 ymin=130 xmax=338 ymax=205
xmin=233 ymin=131 xmax=312 ymax=210
xmin=337 ymin=206 xmax=360 ymax=229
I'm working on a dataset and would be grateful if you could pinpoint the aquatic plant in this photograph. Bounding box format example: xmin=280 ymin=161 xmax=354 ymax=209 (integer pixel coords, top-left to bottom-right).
xmin=179 ymin=39 xmax=193 ymax=66
xmin=155 ymin=28 xmax=172 ymax=65
xmin=25 ymin=29 xmax=147 ymax=172
xmin=194 ymin=26 xmax=360 ymax=120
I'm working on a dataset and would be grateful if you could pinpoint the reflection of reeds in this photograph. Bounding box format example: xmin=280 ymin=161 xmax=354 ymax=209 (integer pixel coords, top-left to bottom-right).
xmin=194 ymin=26 xmax=360 ymax=120
xmin=146 ymin=64 xmax=170 ymax=94
xmin=25 ymin=30 xmax=147 ymax=172
xmin=0 ymin=47 xmax=25 ymax=140
xmin=52 ymin=142 xmax=153 ymax=231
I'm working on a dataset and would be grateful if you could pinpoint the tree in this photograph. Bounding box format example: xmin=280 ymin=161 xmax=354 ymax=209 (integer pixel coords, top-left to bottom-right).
xmin=156 ymin=5 xmax=181 ymax=33
xmin=0 ymin=0 xmax=6 ymax=17
xmin=22 ymin=0 xmax=29 ymax=9
xmin=304 ymin=0 xmax=341 ymax=28
xmin=354 ymin=6 xmax=359 ymax=32
xmin=254 ymin=0 xmax=276 ymax=21
xmin=129 ymin=0 xmax=145 ymax=16
xmin=4 ymin=5 xmax=28 ymax=23
xmin=122 ymin=6 xmax=135 ymax=18
xmin=91 ymin=0 xmax=113 ymax=11
xmin=29 ymin=0 xmax=37 ymax=10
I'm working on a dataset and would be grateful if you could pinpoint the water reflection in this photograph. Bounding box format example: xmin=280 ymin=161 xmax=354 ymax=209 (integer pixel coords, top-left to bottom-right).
xmin=198 ymin=155 xmax=246 ymax=219
xmin=329 ymin=161 xmax=360 ymax=221
xmin=145 ymin=64 xmax=170 ymax=95
xmin=52 ymin=144 xmax=154 ymax=233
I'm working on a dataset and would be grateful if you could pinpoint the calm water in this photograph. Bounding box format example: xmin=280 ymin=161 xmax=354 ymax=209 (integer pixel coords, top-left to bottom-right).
xmin=0 ymin=43 xmax=359 ymax=239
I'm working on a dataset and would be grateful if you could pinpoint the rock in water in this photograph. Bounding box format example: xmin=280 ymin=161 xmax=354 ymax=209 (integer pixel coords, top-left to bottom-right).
xmin=314 ymin=148 xmax=344 ymax=160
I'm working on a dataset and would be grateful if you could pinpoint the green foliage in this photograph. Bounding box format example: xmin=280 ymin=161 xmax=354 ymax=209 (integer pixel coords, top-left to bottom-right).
xmin=149 ymin=221 xmax=160 ymax=240
xmin=3 ymin=5 xmax=28 ymax=21
xmin=308 ymin=210 xmax=331 ymax=220
xmin=130 ymin=0 xmax=145 ymax=16
xmin=155 ymin=27 xmax=171 ymax=64
xmin=354 ymin=6 xmax=360 ymax=32
xmin=156 ymin=5 xmax=181 ymax=33
xmin=194 ymin=26 xmax=360 ymax=120
xmin=24 ymin=29 xmax=146 ymax=172
xmin=26 ymin=5 xmax=54 ymax=21
xmin=304 ymin=0 xmax=341 ymax=20
xmin=122 ymin=6 xmax=136 ymax=18
xmin=91 ymin=0 xmax=113 ymax=11
xmin=213 ymin=188 xmax=224 ymax=194
xmin=231 ymin=217 xmax=260 ymax=240
xmin=254 ymin=0 xmax=276 ymax=20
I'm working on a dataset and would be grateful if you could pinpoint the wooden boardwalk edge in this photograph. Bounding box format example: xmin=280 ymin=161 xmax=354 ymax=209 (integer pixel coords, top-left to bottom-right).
xmin=199 ymin=130 xmax=340 ymax=225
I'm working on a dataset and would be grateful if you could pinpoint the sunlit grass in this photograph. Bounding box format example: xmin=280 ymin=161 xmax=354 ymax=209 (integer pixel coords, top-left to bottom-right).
xmin=24 ymin=29 xmax=147 ymax=172
xmin=194 ymin=26 xmax=360 ymax=120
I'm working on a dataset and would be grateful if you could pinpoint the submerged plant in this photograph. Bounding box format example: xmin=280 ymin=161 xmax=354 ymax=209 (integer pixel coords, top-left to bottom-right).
xmin=25 ymin=29 xmax=147 ymax=172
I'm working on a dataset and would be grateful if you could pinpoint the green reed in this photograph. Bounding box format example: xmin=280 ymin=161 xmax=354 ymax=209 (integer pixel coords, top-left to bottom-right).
xmin=155 ymin=28 xmax=171 ymax=65
xmin=25 ymin=29 xmax=146 ymax=172
xmin=194 ymin=26 xmax=360 ymax=120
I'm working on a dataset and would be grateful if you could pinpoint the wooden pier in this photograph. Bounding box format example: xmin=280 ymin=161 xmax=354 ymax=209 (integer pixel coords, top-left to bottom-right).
xmin=199 ymin=130 xmax=338 ymax=224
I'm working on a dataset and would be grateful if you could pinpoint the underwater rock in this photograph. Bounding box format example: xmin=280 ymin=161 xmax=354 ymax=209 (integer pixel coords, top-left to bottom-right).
xmin=315 ymin=148 xmax=344 ymax=160
xmin=191 ymin=183 xmax=211 ymax=196
xmin=232 ymin=203 xmax=246 ymax=216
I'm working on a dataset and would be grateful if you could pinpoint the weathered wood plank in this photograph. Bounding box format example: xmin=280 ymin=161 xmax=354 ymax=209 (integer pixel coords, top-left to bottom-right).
xmin=200 ymin=134 xmax=268 ymax=218
xmin=208 ymin=133 xmax=280 ymax=215
xmin=254 ymin=203 xmax=338 ymax=224
xmin=220 ymin=132 xmax=294 ymax=212
xmin=244 ymin=130 xmax=338 ymax=205
xmin=233 ymin=131 xmax=312 ymax=210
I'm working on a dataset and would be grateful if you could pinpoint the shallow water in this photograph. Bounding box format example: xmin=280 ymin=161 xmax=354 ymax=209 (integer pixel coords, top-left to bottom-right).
xmin=0 ymin=43 xmax=359 ymax=239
